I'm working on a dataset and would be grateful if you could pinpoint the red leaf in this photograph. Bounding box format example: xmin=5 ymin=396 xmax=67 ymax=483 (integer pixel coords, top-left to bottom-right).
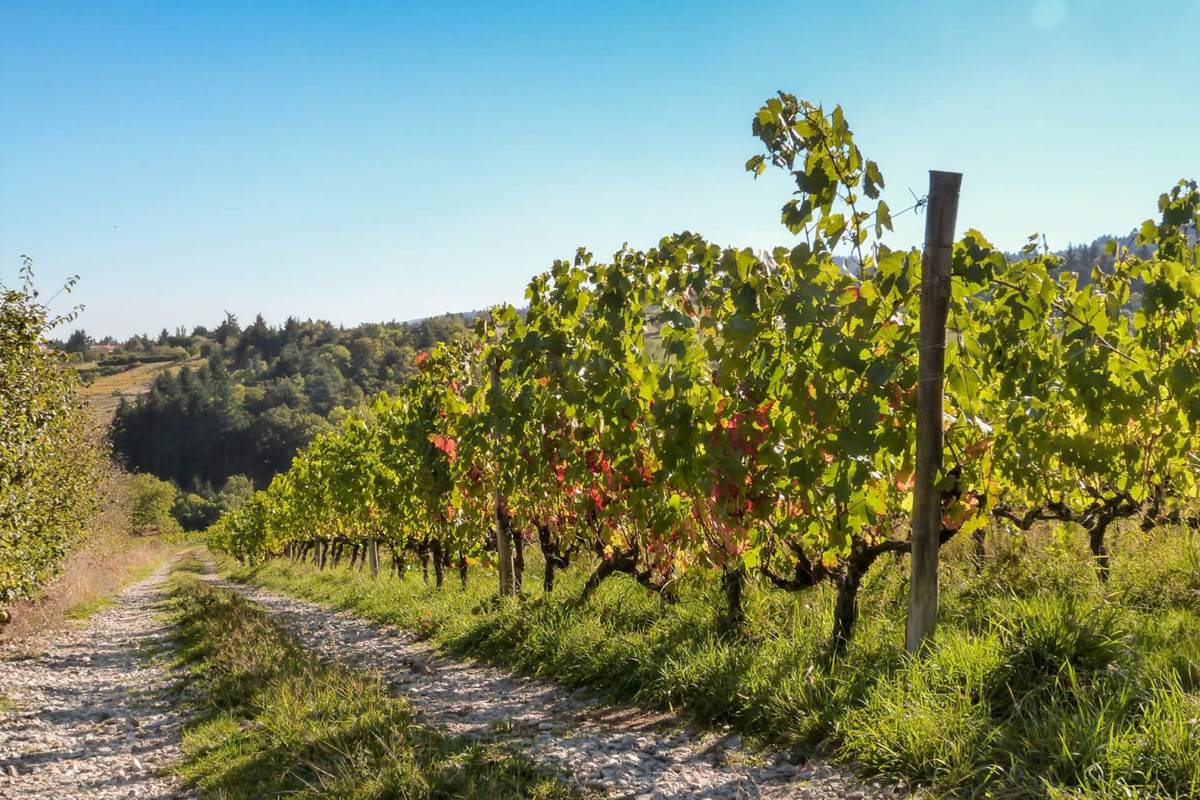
xmin=941 ymin=495 xmax=980 ymax=531
xmin=429 ymin=434 xmax=458 ymax=462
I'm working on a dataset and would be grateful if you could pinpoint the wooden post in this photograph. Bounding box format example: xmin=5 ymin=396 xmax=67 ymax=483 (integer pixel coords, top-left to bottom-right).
xmin=368 ymin=539 xmax=380 ymax=578
xmin=491 ymin=343 xmax=515 ymax=596
xmin=905 ymin=170 xmax=962 ymax=654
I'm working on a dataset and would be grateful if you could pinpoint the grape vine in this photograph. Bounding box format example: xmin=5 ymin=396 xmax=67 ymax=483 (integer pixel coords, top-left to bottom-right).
xmin=209 ymin=94 xmax=1200 ymax=651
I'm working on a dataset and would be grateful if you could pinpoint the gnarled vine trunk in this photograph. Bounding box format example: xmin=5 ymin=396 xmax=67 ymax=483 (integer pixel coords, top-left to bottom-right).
xmin=831 ymin=557 xmax=868 ymax=654
xmin=720 ymin=565 xmax=746 ymax=636
xmin=971 ymin=528 xmax=987 ymax=573
xmin=578 ymin=541 xmax=675 ymax=604
xmin=579 ymin=556 xmax=618 ymax=602
xmin=431 ymin=539 xmax=445 ymax=588
xmin=513 ymin=530 xmax=525 ymax=593
xmin=536 ymin=522 xmax=571 ymax=593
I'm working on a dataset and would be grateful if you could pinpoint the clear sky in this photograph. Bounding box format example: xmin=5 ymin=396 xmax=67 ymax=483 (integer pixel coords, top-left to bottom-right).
xmin=2 ymin=1 xmax=1197 ymax=338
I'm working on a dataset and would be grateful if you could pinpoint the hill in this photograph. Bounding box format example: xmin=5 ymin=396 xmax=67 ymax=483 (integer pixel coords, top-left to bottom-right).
xmin=78 ymin=356 xmax=204 ymax=432
xmin=107 ymin=312 xmax=471 ymax=517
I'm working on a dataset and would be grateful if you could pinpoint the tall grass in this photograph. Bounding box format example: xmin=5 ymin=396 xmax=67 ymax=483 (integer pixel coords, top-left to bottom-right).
xmin=1 ymin=467 xmax=174 ymax=642
xmin=169 ymin=558 xmax=582 ymax=799
xmin=224 ymin=522 xmax=1200 ymax=798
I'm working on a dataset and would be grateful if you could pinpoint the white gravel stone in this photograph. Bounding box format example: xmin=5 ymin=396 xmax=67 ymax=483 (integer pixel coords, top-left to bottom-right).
xmin=0 ymin=560 xmax=194 ymax=800
xmin=208 ymin=564 xmax=906 ymax=800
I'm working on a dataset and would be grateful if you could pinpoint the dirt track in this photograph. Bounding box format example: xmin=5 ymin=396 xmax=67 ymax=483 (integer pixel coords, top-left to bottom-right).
xmin=0 ymin=561 xmax=192 ymax=799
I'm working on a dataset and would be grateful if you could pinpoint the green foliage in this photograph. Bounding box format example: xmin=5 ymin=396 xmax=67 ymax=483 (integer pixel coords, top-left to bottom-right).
xmin=0 ymin=261 xmax=101 ymax=602
xmin=215 ymin=473 xmax=254 ymax=514
xmin=173 ymin=492 xmax=216 ymax=531
xmin=209 ymin=92 xmax=1200 ymax=657
xmin=170 ymin=473 xmax=256 ymax=532
xmin=169 ymin=561 xmax=580 ymax=799
xmin=129 ymin=473 xmax=182 ymax=536
xmin=112 ymin=313 xmax=471 ymax=489
xmin=201 ymin=93 xmax=1200 ymax=795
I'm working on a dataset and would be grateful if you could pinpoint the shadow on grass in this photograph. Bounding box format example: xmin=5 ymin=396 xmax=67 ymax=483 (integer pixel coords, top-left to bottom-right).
xmin=217 ymin=524 xmax=1200 ymax=799
xmin=168 ymin=557 xmax=582 ymax=800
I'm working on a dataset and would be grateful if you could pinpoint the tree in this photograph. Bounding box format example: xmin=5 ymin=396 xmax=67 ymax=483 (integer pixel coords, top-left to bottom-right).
xmin=173 ymin=492 xmax=217 ymax=531
xmin=216 ymin=474 xmax=255 ymax=514
xmin=63 ymin=328 xmax=91 ymax=354
xmin=130 ymin=474 xmax=180 ymax=535
xmin=214 ymin=311 xmax=240 ymax=347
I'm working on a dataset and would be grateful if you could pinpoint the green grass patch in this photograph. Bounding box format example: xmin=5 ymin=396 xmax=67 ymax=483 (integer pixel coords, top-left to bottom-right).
xmin=168 ymin=557 xmax=583 ymax=799
xmin=63 ymin=595 xmax=113 ymax=620
xmin=225 ymin=522 xmax=1200 ymax=796
xmin=222 ymin=524 xmax=1200 ymax=799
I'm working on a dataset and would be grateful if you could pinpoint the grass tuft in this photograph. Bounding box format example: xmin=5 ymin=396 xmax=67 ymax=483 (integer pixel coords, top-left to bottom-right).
xmin=169 ymin=557 xmax=583 ymax=799
xmin=220 ymin=521 xmax=1200 ymax=798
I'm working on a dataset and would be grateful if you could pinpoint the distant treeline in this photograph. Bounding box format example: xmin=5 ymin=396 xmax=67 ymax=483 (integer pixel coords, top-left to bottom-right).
xmin=1054 ymin=231 xmax=1155 ymax=281
xmin=110 ymin=312 xmax=471 ymax=494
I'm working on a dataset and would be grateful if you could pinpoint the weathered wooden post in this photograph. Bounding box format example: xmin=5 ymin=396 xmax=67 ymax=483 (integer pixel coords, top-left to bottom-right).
xmin=368 ymin=539 xmax=380 ymax=578
xmin=906 ymin=170 xmax=962 ymax=653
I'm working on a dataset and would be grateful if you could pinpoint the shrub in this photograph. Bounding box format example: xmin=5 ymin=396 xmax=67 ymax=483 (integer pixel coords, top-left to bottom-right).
xmin=0 ymin=263 xmax=101 ymax=602
xmin=130 ymin=473 xmax=182 ymax=536
xmin=173 ymin=492 xmax=219 ymax=531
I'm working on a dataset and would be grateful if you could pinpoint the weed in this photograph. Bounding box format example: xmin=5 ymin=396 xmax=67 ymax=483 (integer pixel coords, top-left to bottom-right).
xmin=220 ymin=522 xmax=1200 ymax=798
xmin=169 ymin=558 xmax=583 ymax=799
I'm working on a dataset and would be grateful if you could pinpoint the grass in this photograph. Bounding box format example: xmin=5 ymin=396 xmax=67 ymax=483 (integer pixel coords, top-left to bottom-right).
xmin=62 ymin=595 xmax=114 ymax=620
xmin=1 ymin=466 xmax=177 ymax=643
xmin=167 ymin=557 xmax=585 ymax=800
xmin=221 ymin=522 xmax=1200 ymax=799
xmin=62 ymin=557 xmax=163 ymax=621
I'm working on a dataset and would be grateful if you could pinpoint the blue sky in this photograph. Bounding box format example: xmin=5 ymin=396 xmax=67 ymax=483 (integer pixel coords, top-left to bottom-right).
xmin=2 ymin=1 xmax=1197 ymax=338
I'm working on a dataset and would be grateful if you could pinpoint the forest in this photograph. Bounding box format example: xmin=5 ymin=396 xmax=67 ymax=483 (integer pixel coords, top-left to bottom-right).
xmin=107 ymin=312 xmax=471 ymax=504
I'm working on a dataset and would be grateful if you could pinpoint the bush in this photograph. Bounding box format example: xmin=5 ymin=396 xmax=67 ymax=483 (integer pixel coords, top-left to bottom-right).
xmin=170 ymin=475 xmax=255 ymax=533
xmin=1 ymin=264 xmax=101 ymax=602
xmin=173 ymin=492 xmax=219 ymax=531
xmin=130 ymin=474 xmax=182 ymax=536
xmin=215 ymin=474 xmax=254 ymax=515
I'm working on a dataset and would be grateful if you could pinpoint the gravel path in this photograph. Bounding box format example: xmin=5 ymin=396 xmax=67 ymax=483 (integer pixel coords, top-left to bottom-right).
xmin=0 ymin=560 xmax=193 ymax=800
xmin=211 ymin=569 xmax=907 ymax=800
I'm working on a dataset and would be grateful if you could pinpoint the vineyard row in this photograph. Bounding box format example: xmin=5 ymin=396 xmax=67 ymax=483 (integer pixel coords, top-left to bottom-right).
xmin=210 ymin=93 xmax=1200 ymax=651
